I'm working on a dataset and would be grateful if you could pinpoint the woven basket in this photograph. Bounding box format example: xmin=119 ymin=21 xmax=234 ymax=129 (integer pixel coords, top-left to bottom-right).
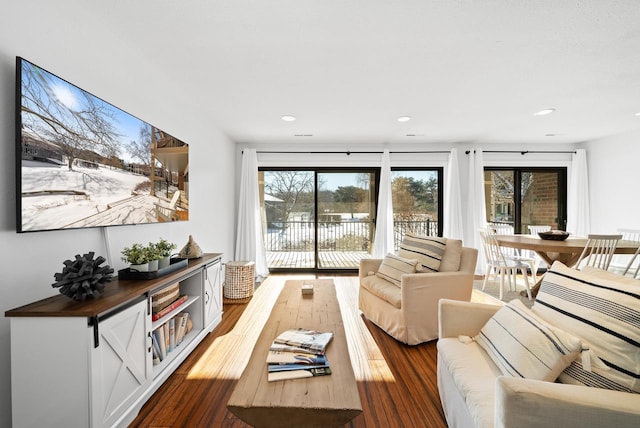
xmin=224 ymin=261 xmax=255 ymax=299
xmin=151 ymin=282 xmax=180 ymax=314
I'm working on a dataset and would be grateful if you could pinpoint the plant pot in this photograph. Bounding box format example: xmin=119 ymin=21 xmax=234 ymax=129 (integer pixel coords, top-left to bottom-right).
xmin=148 ymin=259 xmax=159 ymax=272
xmin=158 ymin=256 xmax=171 ymax=269
xmin=130 ymin=262 xmax=149 ymax=272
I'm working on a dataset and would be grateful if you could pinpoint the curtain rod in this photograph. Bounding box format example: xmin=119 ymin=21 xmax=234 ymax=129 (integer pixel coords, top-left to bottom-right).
xmin=246 ymin=150 xmax=451 ymax=155
xmin=465 ymin=150 xmax=576 ymax=155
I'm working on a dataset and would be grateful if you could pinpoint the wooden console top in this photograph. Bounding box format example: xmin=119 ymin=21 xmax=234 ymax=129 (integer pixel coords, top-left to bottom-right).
xmin=5 ymin=253 xmax=222 ymax=318
xmin=227 ymin=279 xmax=362 ymax=427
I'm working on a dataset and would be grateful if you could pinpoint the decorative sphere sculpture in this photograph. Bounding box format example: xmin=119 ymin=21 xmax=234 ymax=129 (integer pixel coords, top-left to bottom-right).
xmin=52 ymin=252 xmax=114 ymax=300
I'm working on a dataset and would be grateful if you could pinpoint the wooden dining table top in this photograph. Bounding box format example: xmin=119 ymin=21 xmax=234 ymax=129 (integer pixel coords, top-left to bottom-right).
xmin=495 ymin=234 xmax=640 ymax=254
xmin=495 ymin=234 xmax=639 ymax=270
xmin=494 ymin=234 xmax=640 ymax=298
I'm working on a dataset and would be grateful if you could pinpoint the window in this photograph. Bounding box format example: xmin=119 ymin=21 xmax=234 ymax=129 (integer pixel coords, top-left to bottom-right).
xmin=391 ymin=168 xmax=443 ymax=248
xmin=484 ymin=168 xmax=567 ymax=233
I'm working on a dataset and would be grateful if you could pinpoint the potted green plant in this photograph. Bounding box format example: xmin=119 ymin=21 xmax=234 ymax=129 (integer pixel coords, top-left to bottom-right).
xmin=156 ymin=238 xmax=177 ymax=268
xmin=145 ymin=242 xmax=162 ymax=272
xmin=121 ymin=243 xmax=150 ymax=272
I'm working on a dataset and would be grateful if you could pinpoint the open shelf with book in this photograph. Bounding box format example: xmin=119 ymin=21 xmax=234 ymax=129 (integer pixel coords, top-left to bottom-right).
xmin=151 ymin=294 xmax=199 ymax=329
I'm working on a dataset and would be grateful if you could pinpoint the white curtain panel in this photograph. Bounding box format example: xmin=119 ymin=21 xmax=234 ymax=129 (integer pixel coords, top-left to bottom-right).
xmin=443 ymin=149 xmax=464 ymax=240
xmin=235 ymin=149 xmax=269 ymax=277
xmin=566 ymin=148 xmax=590 ymax=237
xmin=468 ymin=148 xmax=487 ymax=275
xmin=372 ymin=149 xmax=395 ymax=258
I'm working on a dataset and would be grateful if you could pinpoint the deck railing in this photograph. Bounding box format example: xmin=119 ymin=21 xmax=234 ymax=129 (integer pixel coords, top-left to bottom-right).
xmin=264 ymin=219 xmax=438 ymax=253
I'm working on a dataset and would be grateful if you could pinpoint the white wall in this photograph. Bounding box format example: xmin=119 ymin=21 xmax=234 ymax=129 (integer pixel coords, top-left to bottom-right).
xmin=586 ymin=130 xmax=640 ymax=233
xmin=0 ymin=4 xmax=236 ymax=426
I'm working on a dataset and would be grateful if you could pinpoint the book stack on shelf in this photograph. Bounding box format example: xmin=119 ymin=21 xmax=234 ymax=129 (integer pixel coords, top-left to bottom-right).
xmin=150 ymin=283 xmax=193 ymax=365
xmin=267 ymin=328 xmax=334 ymax=382
xmin=151 ymin=312 xmax=192 ymax=365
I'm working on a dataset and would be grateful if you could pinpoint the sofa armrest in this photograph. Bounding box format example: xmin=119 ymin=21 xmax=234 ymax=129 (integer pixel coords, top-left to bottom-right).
xmin=438 ymin=299 xmax=501 ymax=339
xmin=495 ymin=377 xmax=640 ymax=428
xmin=359 ymin=258 xmax=382 ymax=280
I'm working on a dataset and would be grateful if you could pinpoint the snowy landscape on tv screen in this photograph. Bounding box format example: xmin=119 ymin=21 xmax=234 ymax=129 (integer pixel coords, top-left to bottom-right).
xmin=17 ymin=58 xmax=189 ymax=232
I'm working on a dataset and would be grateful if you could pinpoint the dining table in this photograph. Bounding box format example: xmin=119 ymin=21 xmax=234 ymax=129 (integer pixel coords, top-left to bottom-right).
xmin=494 ymin=234 xmax=640 ymax=298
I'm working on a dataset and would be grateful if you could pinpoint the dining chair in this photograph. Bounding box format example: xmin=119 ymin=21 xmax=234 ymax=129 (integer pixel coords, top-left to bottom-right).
xmin=479 ymin=227 xmax=532 ymax=300
xmin=528 ymin=225 xmax=552 ymax=235
xmin=489 ymin=222 xmax=514 ymax=235
xmin=609 ymin=228 xmax=640 ymax=274
xmin=487 ymin=223 xmax=540 ymax=281
xmin=623 ymin=245 xmax=640 ymax=279
xmin=575 ymin=234 xmax=623 ymax=271
xmin=527 ymin=225 xmax=552 ymax=272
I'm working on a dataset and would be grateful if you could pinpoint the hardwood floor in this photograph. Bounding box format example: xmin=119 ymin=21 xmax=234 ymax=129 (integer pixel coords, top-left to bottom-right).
xmin=130 ymin=275 xmax=448 ymax=427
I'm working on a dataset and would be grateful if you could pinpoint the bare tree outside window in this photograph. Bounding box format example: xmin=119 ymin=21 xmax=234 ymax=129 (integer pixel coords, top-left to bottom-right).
xmin=263 ymin=171 xmax=314 ymax=224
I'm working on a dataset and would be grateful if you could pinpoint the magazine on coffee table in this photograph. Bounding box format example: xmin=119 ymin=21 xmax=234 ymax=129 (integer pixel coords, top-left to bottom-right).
xmin=267 ymin=366 xmax=332 ymax=382
xmin=267 ymin=349 xmax=329 ymax=366
xmin=272 ymin=328 xmax=334 ymax=354
xmin=266 ymin=328 xmax=334 ymax=381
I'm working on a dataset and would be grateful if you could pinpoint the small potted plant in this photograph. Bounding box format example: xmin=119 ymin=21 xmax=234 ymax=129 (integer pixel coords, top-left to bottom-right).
xmin=121 ymin=243 xmax=150 ymax=272
xmin=145 ymin=242 xmax=162 ymax=272
xmin=156 ymin=238 xmax=177 ymax=269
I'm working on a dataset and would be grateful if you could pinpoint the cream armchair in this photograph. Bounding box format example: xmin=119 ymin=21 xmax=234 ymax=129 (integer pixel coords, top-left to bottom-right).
xmin=358 ymin=245 xmax=477 ymax=345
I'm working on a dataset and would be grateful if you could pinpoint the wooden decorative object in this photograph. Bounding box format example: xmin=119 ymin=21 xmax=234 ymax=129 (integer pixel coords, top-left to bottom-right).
xmin=52 ymin=251 xmax=114 ymax=300
xmin=179 ymin=235 xmax=203 ymax=259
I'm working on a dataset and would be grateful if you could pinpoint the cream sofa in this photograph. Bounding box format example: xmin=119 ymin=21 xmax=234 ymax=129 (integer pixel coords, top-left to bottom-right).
xmin=437 ymin=262 xmax=640 ymax=428
xmin=358 ymin=244 xmax=477 ymax=345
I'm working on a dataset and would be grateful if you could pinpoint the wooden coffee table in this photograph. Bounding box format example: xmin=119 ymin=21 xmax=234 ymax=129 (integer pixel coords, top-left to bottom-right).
xmin=227 ymin=279 xmax=362 ymax=427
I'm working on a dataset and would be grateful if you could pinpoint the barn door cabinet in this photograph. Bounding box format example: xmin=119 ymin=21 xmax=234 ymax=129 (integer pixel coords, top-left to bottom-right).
xmin=6 ymin=253 xmax=223 ymax=428
xmin=204 ymin=256 xmax=223 ymax=330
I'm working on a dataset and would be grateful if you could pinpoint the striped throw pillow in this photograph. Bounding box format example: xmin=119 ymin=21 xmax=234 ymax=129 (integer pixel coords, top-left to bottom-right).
xmin=375 ymin=253 xmax=418 ymax=287
xmin=532 ymin=261 xmax=640 ymax=393
xmin=398 ymin=233 xmax=447 ymax=272
xmin=475 ymin=299 xmax=582 ymax=381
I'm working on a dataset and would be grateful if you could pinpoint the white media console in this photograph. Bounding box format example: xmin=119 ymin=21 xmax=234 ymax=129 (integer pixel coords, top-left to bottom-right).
xmin=6 ymin=253 xmax=223 ymax=428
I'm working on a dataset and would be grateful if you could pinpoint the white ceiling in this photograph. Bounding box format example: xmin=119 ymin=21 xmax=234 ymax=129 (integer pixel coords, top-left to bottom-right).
xmin=89 ymin=0 xmax=640 ymax=146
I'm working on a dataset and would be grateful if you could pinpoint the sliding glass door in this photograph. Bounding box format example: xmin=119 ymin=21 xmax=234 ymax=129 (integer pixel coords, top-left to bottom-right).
xmin=317 ymin=171 xmax=376 ymax=269
xmin=260 ymin=168 xmax=376 ymax=271
xmin=261 ymin=170 xmax=315 ymax=269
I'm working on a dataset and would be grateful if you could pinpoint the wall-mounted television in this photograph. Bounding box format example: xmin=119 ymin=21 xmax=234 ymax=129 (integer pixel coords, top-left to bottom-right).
xmin=16 ymin=57 xmax=189 ymax=233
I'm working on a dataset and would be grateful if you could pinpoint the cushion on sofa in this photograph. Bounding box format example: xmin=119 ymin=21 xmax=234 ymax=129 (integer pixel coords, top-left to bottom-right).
xmin=360 ymin=275 xmax=402 ymax=308
xmin=474 ymin=299 xmax=582 ymax=381
xmin=532 ymin=261 xmax=640 ymax=393
xmin=440 ymin=239 xmax=463 ymax=272
xmin=398 ymin=233 xmax=447 ymax=272
xmin=375 ymin=253 xmax=418 ymax=287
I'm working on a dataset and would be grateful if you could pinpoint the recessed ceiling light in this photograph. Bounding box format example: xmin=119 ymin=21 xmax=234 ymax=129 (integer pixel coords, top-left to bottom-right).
xmin=635 ymin=112 xmax=640 ymax=116
xmin=397 ymin=116 xmax=411 ymax=122
xmin=281 ymin=115 xmax=296 ymax=122
xmin=533 ymin=108 xmax=556 ymax=116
